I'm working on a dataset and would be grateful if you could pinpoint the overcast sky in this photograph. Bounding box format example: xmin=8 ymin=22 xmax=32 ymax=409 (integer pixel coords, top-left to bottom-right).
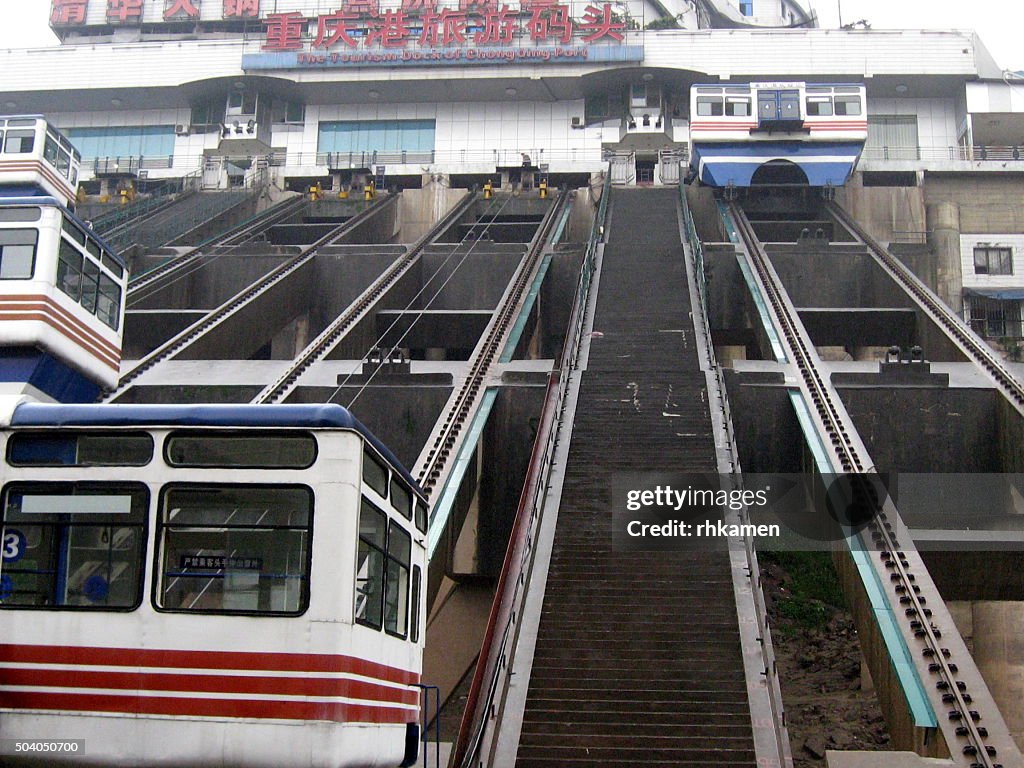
xmin=0 ymin=0 xmax=1021 ymax=69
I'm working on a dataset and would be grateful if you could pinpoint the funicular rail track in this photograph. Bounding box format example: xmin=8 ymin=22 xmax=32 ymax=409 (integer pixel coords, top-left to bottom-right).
xmin=828 ymin=202 xmax=1024 ymax=412
xmin=252 ymin=190 xmax=487 ymax=404
xmin=730 ymin=202 xmax=1005 ymax=768
xmin=414 ymin=188 xmax=570 ymax=496
xmin=126 ymin=195 xmax=309 ymax=301
xmin=105 ymin=195 xmax=397 ymax=401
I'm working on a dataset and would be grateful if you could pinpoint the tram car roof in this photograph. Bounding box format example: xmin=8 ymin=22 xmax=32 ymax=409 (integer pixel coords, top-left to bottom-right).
xmin=0 ymin=194 xmax=126 ymax=271
xmin=9 ymin=401 xmax=424 ymax=497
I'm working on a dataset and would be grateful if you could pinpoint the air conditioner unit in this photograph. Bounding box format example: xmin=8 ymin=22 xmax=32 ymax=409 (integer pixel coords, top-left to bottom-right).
xmin=571 ymin=116 xmax=583 ymax=128
xmin=174 ymin=124 xmax=189 ymax=136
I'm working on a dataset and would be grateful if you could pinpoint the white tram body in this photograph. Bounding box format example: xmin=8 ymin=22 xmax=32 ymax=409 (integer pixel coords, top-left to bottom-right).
xmin=0 ymin=403 xmax=428 ymax=768
xmin=0 ymin=117 xmax=81 ymax=210
xmin=0 ymin=197 xmax=126 ymax=400
xmin=688 ymin=82 xmax=868 ymax=187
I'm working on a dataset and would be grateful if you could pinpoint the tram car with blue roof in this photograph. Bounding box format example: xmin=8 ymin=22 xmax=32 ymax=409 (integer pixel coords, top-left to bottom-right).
xmin=688 ymin=82 xmax=868 ymax=189
xmin=0 ymin=402 xmax=429 ymax=768
xmin=0 ymin=117 xmax=125 ymax=401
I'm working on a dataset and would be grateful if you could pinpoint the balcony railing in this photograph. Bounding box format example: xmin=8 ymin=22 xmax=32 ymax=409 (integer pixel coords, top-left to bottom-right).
xmin=862 ymin=145 xmax=1024 ymax=162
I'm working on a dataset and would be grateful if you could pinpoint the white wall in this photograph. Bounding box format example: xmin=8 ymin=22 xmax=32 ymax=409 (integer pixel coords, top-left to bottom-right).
xmin=868 ymin=97 xmax=958 ymax=149
xmin=276 ymin=99 xmax=601 ymax=165
xmin=961 ymin=234 xmax=1024 ymax=288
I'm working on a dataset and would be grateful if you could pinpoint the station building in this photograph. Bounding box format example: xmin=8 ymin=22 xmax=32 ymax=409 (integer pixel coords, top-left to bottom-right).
xmin=2 ymin=0 xmax=1024 ymax=347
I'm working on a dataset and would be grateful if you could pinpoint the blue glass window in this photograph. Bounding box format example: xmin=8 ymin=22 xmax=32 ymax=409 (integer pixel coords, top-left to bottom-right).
xmin=66 ymin=126 xmax=176 ymax=160
xmin=318 ymin=120 xmax=436 ymax=154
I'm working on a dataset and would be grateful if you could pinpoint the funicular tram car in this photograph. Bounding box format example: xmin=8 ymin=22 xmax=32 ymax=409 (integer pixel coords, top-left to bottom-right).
xmin=0 ymin=116 xmax=125 ymax=401
xmin=0 ymin=402 xmax=429 ymax=768
xmin=688 ymin=82 xmax=868 ymax=188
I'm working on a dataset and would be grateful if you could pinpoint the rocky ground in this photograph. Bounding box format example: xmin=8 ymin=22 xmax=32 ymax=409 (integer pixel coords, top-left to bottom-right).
xmin=759 ymin=552 xmax=892 ymax=766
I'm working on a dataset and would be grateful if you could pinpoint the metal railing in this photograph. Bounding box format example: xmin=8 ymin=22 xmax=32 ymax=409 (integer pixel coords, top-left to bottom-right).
xmin=680 ymin=184 xmax=792 ymax=768
xmin=452 ymin=169 xmax=610 ymax=768
xmin=89 ymin=169 xmax=202 ymax=235
xmin=862 ymin=144 xmax=1024 ymax=162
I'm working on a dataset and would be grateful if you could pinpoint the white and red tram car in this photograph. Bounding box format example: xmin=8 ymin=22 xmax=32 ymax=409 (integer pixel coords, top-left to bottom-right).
xmin=0 ymin=116 xmax=81 ymax=210
xmin=0 ymin=403 xmax=429 ymax=768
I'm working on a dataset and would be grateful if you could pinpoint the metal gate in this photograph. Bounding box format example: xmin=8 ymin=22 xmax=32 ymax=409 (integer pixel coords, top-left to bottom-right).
xmin=657 ymin=148 xmax=688 ymax=185
xmin=604 ymin=150 xmax=635 ymax=185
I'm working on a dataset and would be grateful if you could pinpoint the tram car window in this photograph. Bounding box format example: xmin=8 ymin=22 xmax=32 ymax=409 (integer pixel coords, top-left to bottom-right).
xmin=0 ymin=228 xmax=37 ymax=279
xmin=156 ymin=485 xmax=313 ymax=615
xmin=356 ymin=497 xmax=389 ymax=629
xmin=165 ymin=431 xmax=317 ymax=468
xmin=0 ymin=404 xmax=429 ymax=767
xmin=7 ymin=431 xmax=154 ymax=466
xmin=1 ymin=482 xmax=148 ymax=609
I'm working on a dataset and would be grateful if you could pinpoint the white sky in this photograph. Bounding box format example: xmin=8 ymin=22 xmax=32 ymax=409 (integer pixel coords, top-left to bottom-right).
xmin=0 ymin=0 xmax=1021 ymax=69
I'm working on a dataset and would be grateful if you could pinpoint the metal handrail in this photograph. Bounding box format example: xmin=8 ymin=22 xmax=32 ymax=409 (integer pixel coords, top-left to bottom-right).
xmin=679 ymin=183 xmax=791 ymax=768
xmin=453 ymin=168 xmax=610 ymax=768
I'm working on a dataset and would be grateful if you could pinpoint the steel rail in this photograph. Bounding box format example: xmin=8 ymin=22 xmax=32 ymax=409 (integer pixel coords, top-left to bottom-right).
xmin=126 ymin=195 xmax=308 ymax=302
xmin=104 ymin=194 xmax=397 ymax=401
xmin=251 ymin=190 xmax=491 ymax=404
xmin=828 ymin=201 xmax=1024 ymax=413
xmin=416 ymin=188 xmax=571 ymax=496
xmin=730 ymin=202 xmax=1002 ymax=768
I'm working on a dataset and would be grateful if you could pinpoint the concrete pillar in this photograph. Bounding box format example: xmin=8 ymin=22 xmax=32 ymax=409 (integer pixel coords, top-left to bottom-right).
xmin=971 ymin=602 xmax=1024 ymax=751
xmin=926 ymin=201 xmax=963 ymax=315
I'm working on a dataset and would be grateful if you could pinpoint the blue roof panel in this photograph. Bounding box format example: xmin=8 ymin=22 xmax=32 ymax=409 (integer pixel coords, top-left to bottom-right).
xmin=10 ymin=402 xmax=424 ymax=497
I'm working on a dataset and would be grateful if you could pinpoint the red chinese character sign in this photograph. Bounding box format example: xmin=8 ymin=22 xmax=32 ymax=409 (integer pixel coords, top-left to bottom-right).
xmin=165 ymin=0 xmax=201 ymax=20
xmin=264 ymin=11 xmax=307 ymax=50
xmin=263 ymin=1 xmax=628 ymax=52
xmin=107 ymin=0 xmax=143 ymax=23
xmin=51 ymin=0 xmax=89 ymax=26
xmin=223 ymin=0 xmax=258 ymax=17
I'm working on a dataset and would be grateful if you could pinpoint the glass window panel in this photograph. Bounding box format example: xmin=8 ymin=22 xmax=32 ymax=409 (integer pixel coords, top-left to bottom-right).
xmin=0 ymin=229 xmax=37 ymax=280
xmin=97 ymin=273 xmax=121 ymax=330
xmin=1 ymin=482 xmax=148 ymax=610
xmin=158 ymin=485 xmax=312 ymax=614
xmin=44 ymin=135 xmax=60 ymax=165
xmin=696 ymin=97 xmax=724 ymax=117
xmin=0 ymin=208 xmax=41 ymax=222
xmin=725 ymin=98 xmax=751 ymax=117
xmin=355 ymin=499 xmax=388 ymax=629
xmin=410 ymin=565 xmax=421 ymax=643
xmin=390 ymin=478 xmax=412 ymax=519
xmin=81 ymin=259 xmax=100 ymax=314
xmin=363 ymin=449 xmax=389 ymax=497
xmin=5 ymin=130 xmax=35 ymax=154
xmin=384 ymin=521 xmax=411 ymax=637
xmin=57 ymin=239 xmax=83 ymax=300
xmin=166 ymin=432 xmax=317 ymax=469
xmin=834 ymin=96 xmax=862 ymax=116
xmin=806 ymin=97 xmax=833 ymax=117
xmin=415 ymin=499 xmax=428 ymax=533
xmin=8 ymin=432 xmax=153 ymax=466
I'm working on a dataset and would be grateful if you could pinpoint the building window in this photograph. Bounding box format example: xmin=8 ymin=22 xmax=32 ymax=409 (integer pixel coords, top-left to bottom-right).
xmin=1 ymin=482 xmax=148 ymax=610
xmin=66 ymin=126 xmax=176 ymax=161
xmin=156 ymin=485 xmax=312 ymax=615
xmin=318 ymin=120 xmax=436 ymax=155
xmin=740 ymin=1 xmax=753 ymax=15
xmin=974 ymin=246 xmax=1013 ymax=276
xmin=866 ymin=116 xmax=920 ymax=161
xmin=968 ymin=297 xmax=1023 ymax=339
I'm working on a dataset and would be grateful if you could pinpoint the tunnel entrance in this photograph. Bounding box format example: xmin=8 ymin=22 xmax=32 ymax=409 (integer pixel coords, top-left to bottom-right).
xmin=751 ymin=159 xmax=809 ymax=187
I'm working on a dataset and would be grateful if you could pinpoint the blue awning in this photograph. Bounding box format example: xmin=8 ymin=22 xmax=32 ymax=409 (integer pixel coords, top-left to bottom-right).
xmin=964 ymin=287 xmax=1024 ymax=301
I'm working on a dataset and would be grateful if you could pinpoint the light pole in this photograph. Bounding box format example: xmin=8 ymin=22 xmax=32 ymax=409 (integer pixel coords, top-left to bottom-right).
xmin=837 ymin=0 xmax=843 ymax=27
